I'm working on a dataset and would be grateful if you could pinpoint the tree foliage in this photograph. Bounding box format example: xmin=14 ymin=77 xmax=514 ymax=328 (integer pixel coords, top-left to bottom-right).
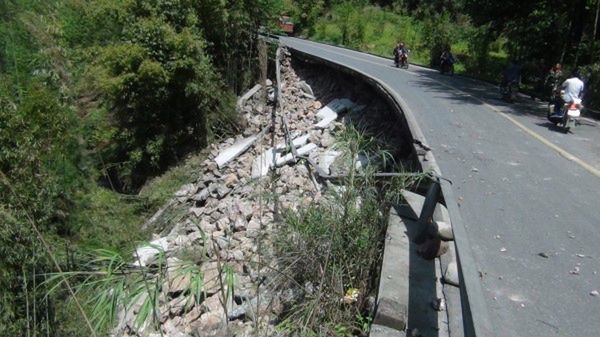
xmin=292 ymin=0 xmax=600 ymax=105
xmin=94 ymin=13 xmax=232 ymax=190
xmin=0 ymin=0 xmax=279 ymax=335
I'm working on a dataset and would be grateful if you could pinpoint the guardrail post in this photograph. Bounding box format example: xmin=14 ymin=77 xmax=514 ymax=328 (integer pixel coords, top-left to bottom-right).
xmin=414 ymin=179 xmax=441 ymax=244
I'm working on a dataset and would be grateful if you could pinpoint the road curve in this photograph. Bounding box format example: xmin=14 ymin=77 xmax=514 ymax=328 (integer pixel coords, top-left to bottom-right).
xmin=281 ymin=37 xmax=600 ymax=337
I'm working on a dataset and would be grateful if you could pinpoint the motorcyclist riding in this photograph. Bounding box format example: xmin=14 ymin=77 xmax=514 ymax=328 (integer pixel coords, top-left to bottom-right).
xmin=440 ymin=47 xmax=455 ymax=74
xmin=551 ymin=68 xmax=584 ymax=116
xmin=500 ymin=60 xmax=522 ymax=101
xmin=393 ymin=43 xmax=409 ymax=68
xmin=502 ymin=60 xmax=522 ymax=87
xmin=546 ymin=63 xmax=563 ymax=91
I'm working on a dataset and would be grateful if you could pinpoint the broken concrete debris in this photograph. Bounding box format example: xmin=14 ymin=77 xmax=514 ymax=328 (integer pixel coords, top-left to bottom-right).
xmin=318 ymin=150 xmax=342 ymax=175
xmin=118 ymin=49 xmax=412 ymax=337
xmin=236 ymin=83 xmax=262 ymax=110
xmin=133 ymin=237 xmax=170 ymax=267
xmin=314 ymin=98 xmax=357 ymax=129
xmin=214 ymin=135 xmax=258 ymax=168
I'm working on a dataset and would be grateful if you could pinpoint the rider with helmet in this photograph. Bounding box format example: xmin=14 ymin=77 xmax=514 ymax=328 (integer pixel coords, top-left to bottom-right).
xmin=393 ymin=42 xmax=409 ymax=67
xmin=440 ymin=47 xmax=455 ymax=74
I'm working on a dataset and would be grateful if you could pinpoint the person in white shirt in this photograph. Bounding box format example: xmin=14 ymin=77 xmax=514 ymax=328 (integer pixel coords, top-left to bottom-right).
xmin=553 ymin=69 xmax=584 ymax=115
xmin=561 ymin=69 xmax=584 ymax=103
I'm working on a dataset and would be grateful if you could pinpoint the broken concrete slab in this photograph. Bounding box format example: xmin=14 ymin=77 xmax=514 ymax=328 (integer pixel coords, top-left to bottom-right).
xmin=314 ymin=98 xmax=356 ymax=129
xmin=400 ymin=190 xmax=439 ymax=219
xmin=251 ymin=147 xmax=277 ymax=178
xmin=369 ymin=324 xmax=407 ymax=337
xmin=318 ymin=150 xmax=341 ymax=175
xmin=236 ymin=84 xmax=261 ymax=110
xmin=400 ymin=189 xmax=454 ymax=240
xmin=298 ymin=80 xmax=314 ymax=96
xmin=437 ymin=220 xmax=454 ymax=241
xmin=133 ymin=237 xmax=170 ymax=267
xmin=443 ymin=261 xmax=460 ymax=287
xmin=440 ymin=240 xmax=460 ymax=287
xmin=315 ymin=106 xmax=338 ymax=129
xmin=252 ymin=135 xmax=313 ymax=178
xmin=274 ymin=134 xmax=309 ymax=150
xmin=275 ymin=143 xmax=318 ymax=166
xmin=215 ymin=135 xmax=258 ymax=168
xmin=374 ymin=207 xmax=409 ymax=332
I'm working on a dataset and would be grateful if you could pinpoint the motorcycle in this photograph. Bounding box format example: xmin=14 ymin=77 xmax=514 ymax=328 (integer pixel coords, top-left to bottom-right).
xmin=500 ymin=81 xmax=519 ymax=102
xmin=395 ymin=53 xmax=409 ymax=69
xmin=548 ymin=94 xmax=582 ymax=133
xmin=546 ymin=87 xmax=560 ymax=117
xmin=440 ymin=59 xmax=454 ymax=75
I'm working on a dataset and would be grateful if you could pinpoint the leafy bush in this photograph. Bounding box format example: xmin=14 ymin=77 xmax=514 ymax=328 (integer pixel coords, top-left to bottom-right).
xmin=0 ymin=79 xmax=84 ymax=232
xmin=422 ymin=13 xmax=454 ymax=67
xmin=580 ymin=63 xmax=600 ymax=109
xmin=0 ymin=77 xmax=84 ymax=337
xmin=0 ymin=0 xmax=277 ymax=335
xmin=94 ymin=14 xmax=237 ymax=191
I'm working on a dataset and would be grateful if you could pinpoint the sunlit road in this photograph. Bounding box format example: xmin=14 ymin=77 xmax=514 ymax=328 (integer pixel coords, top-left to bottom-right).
xmin=281 ymin=37 xmax=600 ymax=337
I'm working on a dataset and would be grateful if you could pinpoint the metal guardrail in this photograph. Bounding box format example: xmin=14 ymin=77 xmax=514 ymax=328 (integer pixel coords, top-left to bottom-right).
xmin=262 ymin=33 xmax=495 ymax=337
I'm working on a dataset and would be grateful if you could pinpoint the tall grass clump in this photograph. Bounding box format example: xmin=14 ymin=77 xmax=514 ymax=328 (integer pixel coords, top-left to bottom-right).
xmin=274 ymin=125 xmax=422 ymax=336
xmin=44 ymin=247 xmax=205 ymax=335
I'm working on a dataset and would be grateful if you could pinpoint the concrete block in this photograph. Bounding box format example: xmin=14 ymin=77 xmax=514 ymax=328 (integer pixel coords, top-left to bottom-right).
xmin=275 ymin=143 xmax=318 ymax=166
xmin=400 ymin=189 xmax=454 ymax=241
xmin=314 ymin=98 xmax=355 ymax=129
xmin=318 ymin=150 xmax=341 ymax=175
xmin=236 ymin=84 xmax=261 ymax=109
xmin=369 ymin=324 xmax=406 ymax=337
xmin=215 ymin=135 xmax=257 ymax=168
xmin=374 ymin=207 xmax=409 ymax=332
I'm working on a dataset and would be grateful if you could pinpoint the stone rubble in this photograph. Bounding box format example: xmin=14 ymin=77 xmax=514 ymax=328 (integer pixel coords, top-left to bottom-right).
xmin=116 ymin=49 xmax=411 ymax=337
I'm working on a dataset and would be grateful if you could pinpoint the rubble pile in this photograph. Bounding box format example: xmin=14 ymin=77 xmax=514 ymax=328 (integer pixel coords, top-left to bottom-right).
xmin=116 ymin=49 xmax=413 ymax=337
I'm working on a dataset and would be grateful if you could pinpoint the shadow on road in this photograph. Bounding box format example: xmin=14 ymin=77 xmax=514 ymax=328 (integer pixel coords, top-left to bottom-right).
xmin=404 ymin=67 xmax=575 ymax=120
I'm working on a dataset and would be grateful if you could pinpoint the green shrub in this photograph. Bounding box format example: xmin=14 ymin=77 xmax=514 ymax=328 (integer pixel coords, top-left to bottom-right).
xmin=274 ymin=125 xmax=422 ymax=336
xmin=580 ymin=63 xmax=600 ymax=109
xmin=0 ymin=76 xmax=85 ymax=337
xmin=95 ymin=17 xmax=236 ymax=191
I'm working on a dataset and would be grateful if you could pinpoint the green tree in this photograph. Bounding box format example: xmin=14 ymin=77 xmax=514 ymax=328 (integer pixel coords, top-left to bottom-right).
xmin=95 ymin=16 xmax=235 ymax=191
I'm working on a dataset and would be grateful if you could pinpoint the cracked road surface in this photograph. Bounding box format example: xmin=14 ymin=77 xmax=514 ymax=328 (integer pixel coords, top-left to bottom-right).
xmin=281 ymin=37 xmax=600 ymax=337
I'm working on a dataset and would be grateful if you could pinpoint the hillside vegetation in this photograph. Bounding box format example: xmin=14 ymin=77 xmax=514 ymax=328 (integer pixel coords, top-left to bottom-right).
xmin=283 ymin=0 xmax=600 ymax=108
xmin=0 ymin=0 xmax=279 ymax=335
